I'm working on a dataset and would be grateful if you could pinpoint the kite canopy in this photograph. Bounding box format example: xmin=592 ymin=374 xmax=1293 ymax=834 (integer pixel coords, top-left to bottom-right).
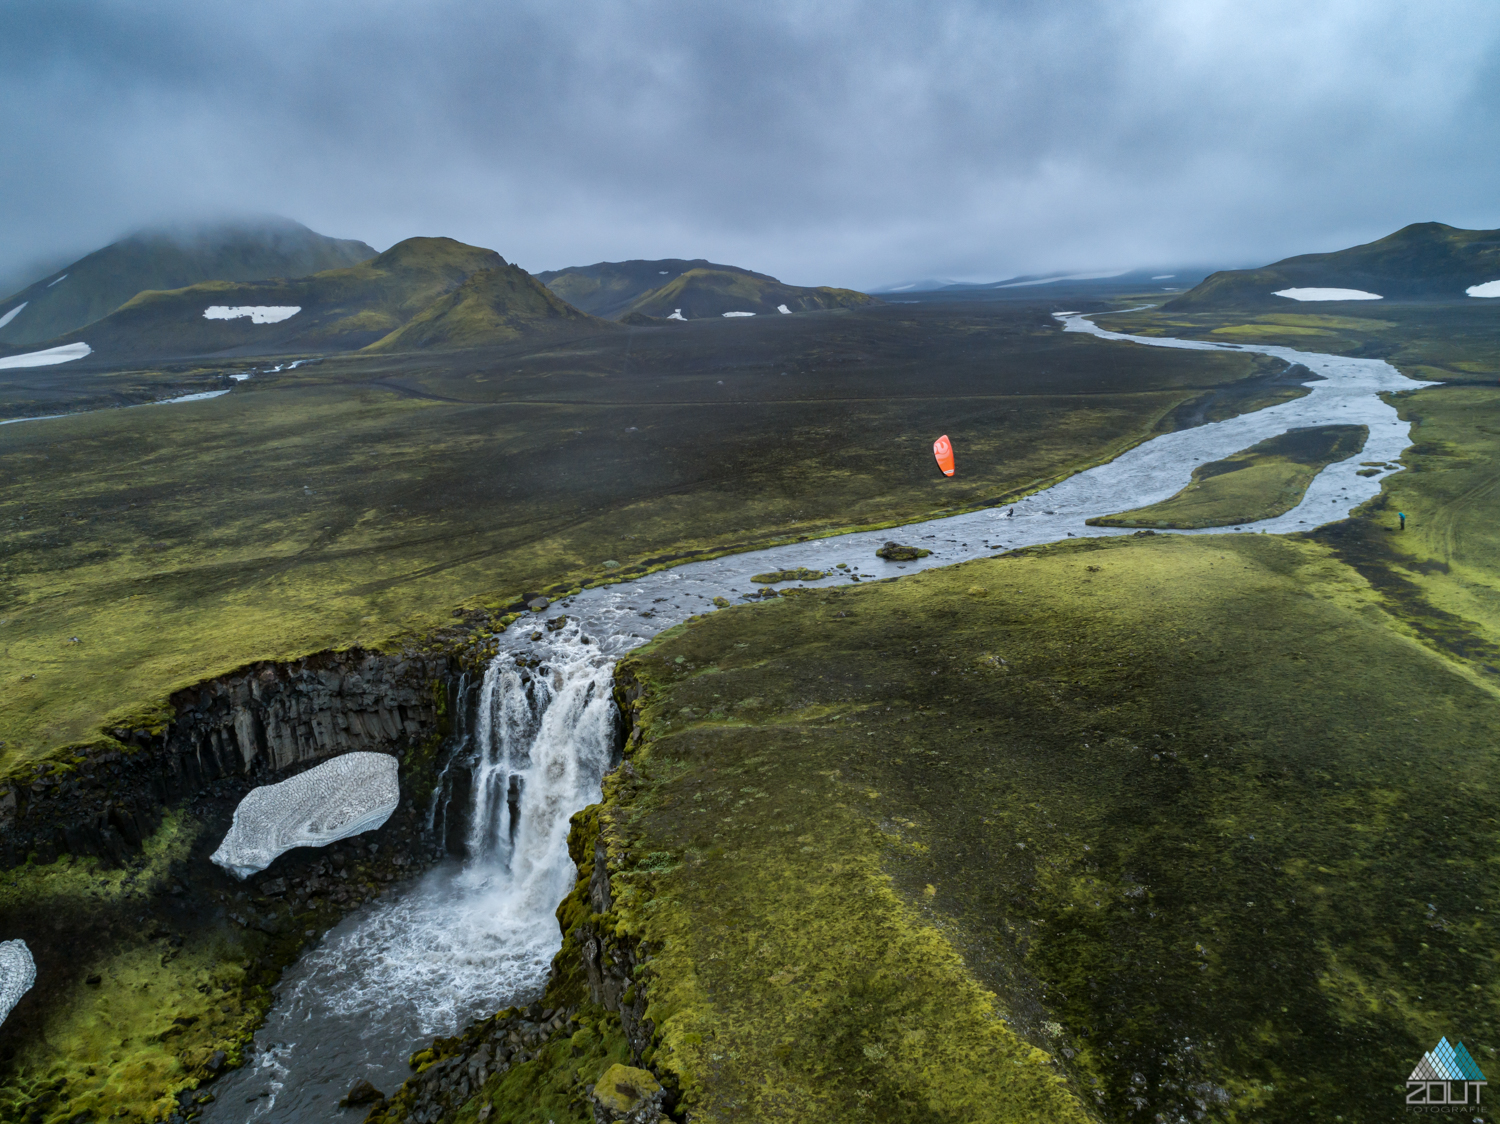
xmin=933 ymin=434 xmax=955 ymax=477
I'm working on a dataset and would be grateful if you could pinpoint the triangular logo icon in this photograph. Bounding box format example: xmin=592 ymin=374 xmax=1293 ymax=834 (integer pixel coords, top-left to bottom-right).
xmin=1453 ymin=1041 xmax=1488 ymax=1082
xmin=1433 ymin=1037 xmax=1463 ymax=1080
xmin=1410 ymin=1053 xmax=1443 ymax=1082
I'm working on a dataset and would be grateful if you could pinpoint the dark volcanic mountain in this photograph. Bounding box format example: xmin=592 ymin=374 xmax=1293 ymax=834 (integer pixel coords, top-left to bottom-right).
xmin=537 ymin=258 xmax=880 ymax=320
xmin=4 ymin=237 xmax=604 ymax=362
xmin=1165 ymin=222 xmax=1500 ymax=309
xmin=0 ymin=217 xmax=376 ymax=346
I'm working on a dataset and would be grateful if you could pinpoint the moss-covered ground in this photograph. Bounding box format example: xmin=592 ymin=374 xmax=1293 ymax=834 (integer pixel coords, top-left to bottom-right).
xmin=0 ymin=796 xmax=429 ymax=1123
xmin=598 ymin=531 xmax=1500 ymax=1122
xmin=1089 ymin=424 xmax=1367 ymax=529
xmin=0 ymin=302 xmax=1275 ymax=773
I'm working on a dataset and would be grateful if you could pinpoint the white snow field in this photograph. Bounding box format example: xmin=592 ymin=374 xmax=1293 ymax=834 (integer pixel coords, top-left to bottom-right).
xmin=0 ymin=342 xmax=92 ymax=370
xmin=1467 ymin=281 xmax=1500 ymax=298
xmin=0 ymin=940 xmax=35 ymax=1028
xmin=211 ymin=752 xmax=400 ymax=879
xmin=722 ymin=310 xmax=755 ymax=317
xmin=1273 ymin=288 xmax=1383 ymax=301
xmin=0 ymin=302 xmax=27 ymax=330
xmin=203 ymin=305 xmax=302 ymax=324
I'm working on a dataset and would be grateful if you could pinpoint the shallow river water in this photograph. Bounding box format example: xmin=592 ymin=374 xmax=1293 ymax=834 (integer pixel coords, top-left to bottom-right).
xmin=203 ymin=312 xmax=1434 ymax=1120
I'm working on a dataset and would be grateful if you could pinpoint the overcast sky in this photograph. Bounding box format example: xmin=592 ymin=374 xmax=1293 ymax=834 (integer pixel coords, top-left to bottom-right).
xmin=3 ymin=0 xmax=1498 ymax=290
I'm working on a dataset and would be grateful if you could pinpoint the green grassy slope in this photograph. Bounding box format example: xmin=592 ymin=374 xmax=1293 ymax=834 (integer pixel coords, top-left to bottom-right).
xmin=537 ymin=259 xmax=881 ymax=320
xmin=364 ymin=263 xmax=612 ymax=351
xmin=537 ymin=259 xmax=746 ymax=318
xmin=0 ymin=303 xmax=1274 ymax=771
xmin=1090 ymin=424 xmax=1368 ymax=528
xmin=622 ymin=268 xmax=880 ymax=320
xmin=0 ymin=218 xmax=375 ymax=347
xmin=599 ymin=530 xmax=1500 ymax=1123
xmin=1165 ymin=222 xmax=1500 ymax=309
xmin=11 ymin=237 xmax=511 ymax=362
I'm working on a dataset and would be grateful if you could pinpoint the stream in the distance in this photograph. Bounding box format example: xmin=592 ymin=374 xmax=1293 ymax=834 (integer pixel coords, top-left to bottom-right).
xmin=205 ymin=312 xmax=1433 ymax=1120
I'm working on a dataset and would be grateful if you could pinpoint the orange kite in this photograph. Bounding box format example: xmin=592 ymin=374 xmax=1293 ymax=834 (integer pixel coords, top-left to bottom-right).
xmin=933 ymin=434 xmax=955 ymax=477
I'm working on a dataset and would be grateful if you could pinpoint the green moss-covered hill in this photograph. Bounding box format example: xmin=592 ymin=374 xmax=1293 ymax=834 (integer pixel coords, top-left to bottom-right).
xmin=1166 ymin=222 xmax=1500 ymax=309
xmin=364 ymin=263 xmax=613 ymax=352
xmin=0 ymin=217 xmax=375 ymax=348
xmin=571 ymin=528 xmax=1500 ymax=1123
xmin=537 ymin=258 xmax=880 ymax=320
xmin=8 ymin=238 xmax=602 ymax=362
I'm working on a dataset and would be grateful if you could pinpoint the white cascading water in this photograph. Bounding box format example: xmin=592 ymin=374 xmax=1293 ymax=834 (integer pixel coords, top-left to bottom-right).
xmin=206 ymin=625 xmax=617 ymax=1122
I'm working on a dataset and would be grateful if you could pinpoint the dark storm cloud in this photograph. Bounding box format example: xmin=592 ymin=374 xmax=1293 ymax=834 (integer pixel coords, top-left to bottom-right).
xmin=2 ymin=0 xmax=1498 ymax=290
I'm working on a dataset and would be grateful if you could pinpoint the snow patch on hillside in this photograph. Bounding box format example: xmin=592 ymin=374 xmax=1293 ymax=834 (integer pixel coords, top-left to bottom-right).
xmin=204 ymin=305 xmax=302 ymax=324
xmin=1273 ymin=288 xmax=1382 ymax=301
xmin=0 ymin=302 xmax=27 ymax=330
xmin=0 ymin=342 xmax=92 ymax=369
xmin=722 ymin=311 xmax=755 ymax=317
xmin=1467 ymin=280 xmax=1500 ymax=298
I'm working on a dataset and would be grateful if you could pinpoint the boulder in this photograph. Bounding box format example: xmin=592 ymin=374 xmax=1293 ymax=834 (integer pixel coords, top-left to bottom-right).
xmin=875 ymin=541 xmax=931 ymax=561
xmin=591 ymin=1064 xmax=665 ymax=1123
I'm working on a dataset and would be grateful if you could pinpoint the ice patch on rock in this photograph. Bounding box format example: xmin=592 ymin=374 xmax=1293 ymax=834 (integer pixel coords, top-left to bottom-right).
xmin=0 ymin=342 xmax=92 ymax=370
xmin=212 ymin=752 xmax=399 ymax=879
xmin=0 ymin=302 xmax=27 ymax=330
xmin=0 ymin=940 xmax=35 ymax=1027
xmin=1273 ymin=288 xmax=1382 ymax=301
xmin=1466 ymin=280 xmax=1500 ymax=298
xmin=777 ymin=304 xmax=792 ymax=314
xmin=722 ymin=311 xmax=755 ymax=317
xmin=204 ymin=305 xmax=301 ymax=324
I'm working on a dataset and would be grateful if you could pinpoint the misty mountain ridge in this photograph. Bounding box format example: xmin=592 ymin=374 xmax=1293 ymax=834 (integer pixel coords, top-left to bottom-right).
xmin=873 ymin=267 xmax=1217 ymax=297
xmin=0 ymin=216 xmax=376 ymax=347
xmin=4 ymin=236 xmax=606 ymax=361
xmin=538 ymin=258 xmax=879 ymax=320
xmin=1166 ymin=222 xmax=1500 ymax=308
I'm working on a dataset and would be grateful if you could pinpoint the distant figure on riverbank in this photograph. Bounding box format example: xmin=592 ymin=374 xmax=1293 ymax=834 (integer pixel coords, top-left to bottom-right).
xmin=1399 ymin=511 xmax=1406 ymax=530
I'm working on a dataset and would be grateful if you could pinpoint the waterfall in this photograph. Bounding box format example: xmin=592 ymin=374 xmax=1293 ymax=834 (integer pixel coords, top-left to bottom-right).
xmin=203 ymin=627 xmax=619 ymax=1123
xmin=461 ymin=626 xmax=618 ymax=911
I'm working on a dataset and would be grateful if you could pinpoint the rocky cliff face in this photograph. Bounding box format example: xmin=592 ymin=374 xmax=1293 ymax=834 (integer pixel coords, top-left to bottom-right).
xmin=0 ymin=648 xmax=456 ymax=869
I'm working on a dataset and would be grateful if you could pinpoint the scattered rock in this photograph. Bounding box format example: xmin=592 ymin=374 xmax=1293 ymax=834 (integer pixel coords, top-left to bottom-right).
xmin=876 ymin=541 xmax=931 ymax=561
xmin=339 ymin=1078 xmax=386 ymax=1108
xmin=527 ymin=597 xmax=551 ymax=612
xmin=591 ymin=1063 xmax=666 ymax=1123
xmin=546 ymin=615 xmax=569 ymax=632
xmin=750 ymin=567 xmax=826 ymax=584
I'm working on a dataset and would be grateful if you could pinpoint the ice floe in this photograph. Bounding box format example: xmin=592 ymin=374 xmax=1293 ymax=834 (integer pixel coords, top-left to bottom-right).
xmin=777 ymin=304 xmax=792 ymax=314
xmin=0 ymin=302 xmax=26 ymax=330
xmin=0 ymin=342 xmax=92 ymax=370
xmin=1466 ymin=280 xmax=1500 ymax=298
xmin=0 ymin=940 xmax=35 ymax=1027
xmin=204 ymin=305 xmax=302 ymax=324
xmin=722 ymin=311 xmax=755 ymax=317
xmin=212 ymin=752 xmax=400 ymax=879
xmin=1273 ymin=288 xmax=1382 ymax=301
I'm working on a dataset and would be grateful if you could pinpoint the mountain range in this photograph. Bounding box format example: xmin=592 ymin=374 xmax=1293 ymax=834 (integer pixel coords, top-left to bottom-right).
xmin=0 ymin=217 xmax=375 ymax=347
xmin=8 ymin=237 xmax=608 ymax=361
xmin=1165 ymin=222 xmax=1500 ymax=308
xmin=537 ymin=258 xmax=879 ymax=320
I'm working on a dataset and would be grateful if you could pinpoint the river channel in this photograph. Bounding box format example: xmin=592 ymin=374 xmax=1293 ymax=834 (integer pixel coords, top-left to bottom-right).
xmin=203 ymin=311 xmax=1433 ymax=1120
